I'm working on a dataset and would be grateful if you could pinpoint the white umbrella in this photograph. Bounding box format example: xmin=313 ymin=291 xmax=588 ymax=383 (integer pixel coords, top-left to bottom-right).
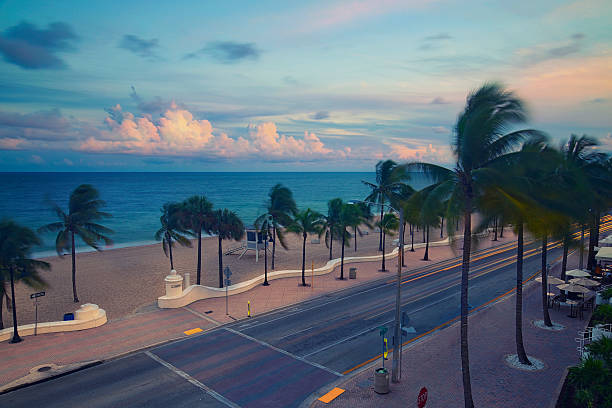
xmin=569 ymin=277 xmax=600 ymax=287
xmin=565 ymin=269 xmax=591 ymax=278
xmin=556 ymin=283 xmax=591 ymax=294
xmin=535 ymin=276 xmax=565 ymax=285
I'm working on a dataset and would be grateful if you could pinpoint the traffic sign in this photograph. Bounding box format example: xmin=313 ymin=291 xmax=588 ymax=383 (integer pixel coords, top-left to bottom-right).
xmin=225 ymin=278 xmax=231 ymax=286
xmin=417 ymin=387 xmax=428 ymax=408
xmin=223 ymin=266 xmax=232 ymax=278
xmin=379 ymin=326 xmax=388 ymax=336
xmin=30 ymin=291 xmax=45 ymax=299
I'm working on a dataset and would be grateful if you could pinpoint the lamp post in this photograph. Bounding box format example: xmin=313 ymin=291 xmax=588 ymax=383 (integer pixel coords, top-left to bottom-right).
xmin=350 ymin=200 xmax=404 ymax=382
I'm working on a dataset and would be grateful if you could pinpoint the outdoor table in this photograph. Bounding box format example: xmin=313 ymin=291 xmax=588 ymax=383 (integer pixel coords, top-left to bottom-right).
xmin=566 ymin=300 xmax=579 ymax=318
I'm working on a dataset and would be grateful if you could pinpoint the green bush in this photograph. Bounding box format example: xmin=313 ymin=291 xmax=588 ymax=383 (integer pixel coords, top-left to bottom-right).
xmin=568 ymin=357 xmax=612 ymax=407
xmin=587 ymin=336 xmax=612 ymax=368
xmin=601 ymin=288 xmax=612 ymax=301
xmin=593 ymin=304 xmax=612 ymax=325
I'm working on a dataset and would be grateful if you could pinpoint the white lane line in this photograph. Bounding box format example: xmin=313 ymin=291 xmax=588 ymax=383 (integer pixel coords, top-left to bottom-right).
xmin=223 ymin=328 xmax=343 ymax=377
xmin=183 ymin=306 xmax=222 ymax=325
xmin=145 ymin=351 xmax=240 ymax=408
xmin=277 ymin=326 xmax=314 ymax=341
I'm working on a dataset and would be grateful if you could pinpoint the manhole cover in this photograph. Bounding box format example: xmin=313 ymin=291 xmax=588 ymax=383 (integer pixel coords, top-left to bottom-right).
xmin=37 ymin=366 xmax=52 ymax=372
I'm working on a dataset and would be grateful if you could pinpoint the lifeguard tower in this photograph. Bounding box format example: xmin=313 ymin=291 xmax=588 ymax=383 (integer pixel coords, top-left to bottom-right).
xmin=225 ymin=226 xmax=271 ymax=262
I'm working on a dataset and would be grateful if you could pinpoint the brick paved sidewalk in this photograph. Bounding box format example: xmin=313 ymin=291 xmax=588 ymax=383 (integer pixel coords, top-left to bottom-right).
xmin=314 ymin=254 xmax=590 ymax=408
xmin=0 ymin=234 xmax=513 ymax=390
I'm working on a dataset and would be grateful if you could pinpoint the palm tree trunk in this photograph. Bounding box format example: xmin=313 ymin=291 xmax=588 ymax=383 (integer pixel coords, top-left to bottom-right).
xmin=272 ymin=226 xmax=276 ymax=270
xmin=341 ymin=232 xmax=346 ymax=279
xmin=440 ymin=217 xmax=444 ymax=238
xmin=587 ymin=216 xmax=597 ymax=271
xmin=0 ymin=292 xmax=4 ymax=330
xmin=460 ymin=199 xmax=474 ymax=408
xmin=197 ymin=229 xmax=202 ymax=285
xmin=493 ymin=218 xmax=498 ymax=241
xmin=541 ymin=236 xmax=552 ymax=327
xmin=410 ymin=224 xmax=414 ymax=252
xmin=218 ymin=236 xmax=223 ymax=288
xmin=402 ymin=221 xmax=407 ymax=266
xmin=456 ymin=217 xmax=460 ymax=232
xmin=499 ymin=222 xmax=504 ymax=238
xmin=515 ymin=223 xmax=530 ymax=365
xmin=354 ymin=226 xmax=358 ymax=252
xmin=301 ymin=233 xmax=307 ymax=285
xmin=71 ymin=230 xmax=79 ymax=303
xmin=379 ymin=205 xmax=384 ymax=251
xmin=329 ymin=229 xmax=333 ymax=260
xmin=423 ymin=225 xmax=430 ymax=261
xmin=381 ymin=231 xmax=386 ymax=271
xmin=561 ymin=234 xmax=569 ymax=281
xmin=9 ymin=265 xmax=22 ymax=343
xmin=167 ymin=233 xmax=174 ymax=270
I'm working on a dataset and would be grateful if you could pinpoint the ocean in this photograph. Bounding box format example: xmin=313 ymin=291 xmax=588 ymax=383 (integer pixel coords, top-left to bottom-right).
xmin=0 ymin=172 xmax=431 ymax=257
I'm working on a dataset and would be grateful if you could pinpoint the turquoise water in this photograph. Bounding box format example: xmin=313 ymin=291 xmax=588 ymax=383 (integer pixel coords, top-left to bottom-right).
xmin=0 ymin=172 xmax=430 ymax=256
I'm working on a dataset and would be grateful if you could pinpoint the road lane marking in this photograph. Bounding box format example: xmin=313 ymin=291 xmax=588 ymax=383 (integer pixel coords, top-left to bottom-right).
xmin=184 ymin=328 xmax=203 ymax=335
xmin=278 ymin=326 xmax=314 ymax=340
xmin=145 ymin=351 xmax=240 ymax=408
xmin=223 ymin=327 xmax=343 ymax=377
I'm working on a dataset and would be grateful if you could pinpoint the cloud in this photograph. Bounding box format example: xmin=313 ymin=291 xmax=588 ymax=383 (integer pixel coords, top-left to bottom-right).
xmin=310 ymin=111 xmax=330 ymax=120
xmin=431 ymin=126 xmax=449 ymax=134
xmin=430 ymin=97 xmax=450 ymax=104
xmin=119 ymin=35 xmax=160 ymax=60
xmin=514 ymin=33 xmax=585 ymax=66
xmin=129 ymin=86 xmax=184 ymax=115
xmin=63 ymin=158 xmax=73 ymax=166
xmin=29 ymin=155 xmax=44 ymax=164
xmin=424 ymin=33 xmax=452 ymax=41
xmin=588 ymin=98 xmax=608 ymax=104
xmin=387 ymin=140 xmax=452 ymax=163
xmin=420 ymin=32 xmax=452 ymax=50
xmin=0 ymin=108 xmax=76 ymax=142
xmin=185 ymin=41 xmax=259 ymax=63
xmin=0 ymin=21 xmax=78 ymax=69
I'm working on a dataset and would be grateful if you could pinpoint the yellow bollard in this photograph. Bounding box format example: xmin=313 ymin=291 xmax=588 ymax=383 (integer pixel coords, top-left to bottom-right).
xmin=248 ymin=301 xmax=251 ymax=318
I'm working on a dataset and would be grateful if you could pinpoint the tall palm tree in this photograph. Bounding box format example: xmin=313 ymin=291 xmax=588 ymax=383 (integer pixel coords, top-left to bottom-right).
xmin=255 ymin=184 xmax=297 ymax=270
xmin=181 ymin=195 xmax=213 ymax=285
xmin=324 ymin=198 xmax=343 ymax=260
xmin=209 ymin=209 xmax=244 ymax=288
xmin=389 ymin=183 xmax=415 ymax=266
xmin=335 ymin=203 xmax=362 ymax=279
xmin=39 ymin=184 xmax=112 ymax=303
xmin=287 ymin=209 xmax=325 ymax=286
xmin=399 ymin=83 xmax=540 ymax=407
xmin=377 ymin=213 xmax=399 ymax=272
xmin=352 ymin=202 xmax=373 ymax=252
xmin=363 ymin=160 xmax=404 ymax=251
xmin=0 ymin=220 xmax=50 ymax=342
xmin=154 ymin=202 xmax=192 ymax=271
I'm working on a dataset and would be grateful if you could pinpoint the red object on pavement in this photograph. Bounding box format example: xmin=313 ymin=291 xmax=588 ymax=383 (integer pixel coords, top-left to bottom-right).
xmin=417 ymin=387 xmax=428 ymax=408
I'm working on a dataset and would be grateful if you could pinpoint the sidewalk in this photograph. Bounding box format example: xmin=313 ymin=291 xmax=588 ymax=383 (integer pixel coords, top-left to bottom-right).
xmin=313 ymin=253 xmax=590 ymax=408
xmin=0 ymin=234 xmax=512 ymax=390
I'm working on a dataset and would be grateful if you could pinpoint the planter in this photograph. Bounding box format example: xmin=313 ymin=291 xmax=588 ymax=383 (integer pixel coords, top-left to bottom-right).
xmin=374 ymin=367 xmax=390 ymax=394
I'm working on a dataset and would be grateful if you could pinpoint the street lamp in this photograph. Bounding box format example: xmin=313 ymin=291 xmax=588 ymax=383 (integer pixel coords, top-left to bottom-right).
xmin=350 ymin=200 xmax=404 ymax=383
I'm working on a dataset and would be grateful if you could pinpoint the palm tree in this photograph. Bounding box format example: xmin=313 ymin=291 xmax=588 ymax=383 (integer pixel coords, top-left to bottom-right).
xmin=377 ymin=213 xmax=399 ymax=272
xmin=209 ymin=209 xmax=244 ymax=288
xmin=324 ymin=198 xmax=343 ymax=260
xmin=389 ymin=184 xmax=415 ymax=266
xmin=255 ymin=184 xmax=297 ymax=270
xmin=363 ymin=160 xmax=404 ymax=251
xmin=154 ymin=202 xmax=192 ymax=271
xmin=287 ymin=209 xmax=325 ymax=286
xmin=352 ymin=202 xmax=373 ymax=252
xmin=181 ymin=195 xmax=213 ymax=285
xmin=399 ymin=83 xmax=541 ymax=407
xmin=335 ymin=203 xmax=362 ymax=279
xmin=39 ymin=184 xmax=112 ymax=303
xmin=0 ymin=220 xmax=50 ymax=342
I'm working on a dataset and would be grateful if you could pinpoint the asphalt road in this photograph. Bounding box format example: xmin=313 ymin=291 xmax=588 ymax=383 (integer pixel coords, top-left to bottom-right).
xmin=3 ymin=221 xmax=609 ymax=408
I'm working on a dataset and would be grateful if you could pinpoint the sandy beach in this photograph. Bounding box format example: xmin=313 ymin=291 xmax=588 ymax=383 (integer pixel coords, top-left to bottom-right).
xmin=3 ymin=224 xmax=457 ymax=328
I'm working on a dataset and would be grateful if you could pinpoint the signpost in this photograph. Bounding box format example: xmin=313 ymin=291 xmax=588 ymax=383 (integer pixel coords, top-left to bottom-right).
xmin=30 ymin=291 xmax=45 ymax=336
xmin=417 ymin=387 xmax=428 ymax=408
xmin=223 ymin=266 xmax=232 ymax=315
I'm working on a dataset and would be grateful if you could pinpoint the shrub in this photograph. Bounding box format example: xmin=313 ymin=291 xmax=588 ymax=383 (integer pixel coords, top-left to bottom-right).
xmin=593 ymin=304 xmax=612 ymax=325
xmin=587 ymin=336 xmax=612 ymax=368
xmin=601 ymin=287 xmax=612 ymax=301
xmin=568 ymin=357 xmax=611 ymax=407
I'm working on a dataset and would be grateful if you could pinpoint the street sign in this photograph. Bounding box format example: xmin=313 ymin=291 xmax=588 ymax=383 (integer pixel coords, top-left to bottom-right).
xmin=223 ymin=266 xmax=232 ymax=278
xmin=417 ymin=387 xmax=428 ymax=408
xmin=225 ymin=278 xmax=231 ymax=286
xmin=379 ymin=326 xmax=387 ymax=336
xmin=30 ymin=291 xmax=45 ymax=299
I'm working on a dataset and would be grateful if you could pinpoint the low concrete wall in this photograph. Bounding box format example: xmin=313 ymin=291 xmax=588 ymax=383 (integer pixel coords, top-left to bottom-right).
xmin=158 ymin=237 xmax=452 ymax=309
xmin=0 ymin=304 xmax=107 ymax=341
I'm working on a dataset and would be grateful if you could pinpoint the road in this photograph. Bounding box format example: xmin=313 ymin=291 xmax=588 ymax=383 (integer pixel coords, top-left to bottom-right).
xmin=2 ymin=220 xmax=610 ymax=408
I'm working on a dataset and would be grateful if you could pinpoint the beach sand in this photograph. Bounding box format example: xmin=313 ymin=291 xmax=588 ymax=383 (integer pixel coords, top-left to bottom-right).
xmin=3 ymin=224 xmax=458 ymax=328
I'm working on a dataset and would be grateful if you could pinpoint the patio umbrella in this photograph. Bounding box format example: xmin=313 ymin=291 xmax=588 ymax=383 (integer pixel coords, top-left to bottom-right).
xmin=556 ymin=283 xmax=591 ymax=294
xmin=565 ymin=269 xmax=591 ymax=278
xmin=569 ymin=277 xmax=600 ymax=287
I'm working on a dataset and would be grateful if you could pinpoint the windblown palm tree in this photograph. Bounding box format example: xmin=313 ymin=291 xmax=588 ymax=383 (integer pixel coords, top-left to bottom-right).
xmin=154 ymin=202 xmax=192 ymax=271
xmin=324 ymin=198 xmax=343 ymax=260
xmin=0 ymin=219 xmax=50 ymax=342
xmin=287 ymin=209 xmax=325 ymax=286
xmin=352 ymin=202 xmax=373 ymax=252
xmin=398 ymin=83 xmax=541 ymax=407
xmin=181 ymin=195 xmax=213 ymax=285
xmin=209 ymin=209 xmax=244 ymax=288
xmin=363 ymin=160 xmax=404 ymax=251
xmin=39 ymin=184 xmax=112 ymax=303
xmin=335 ymin=203 xmax=362 ymax=279
xmin=377 ymin=213 xmax=399 ymax=272
xmin=388 ymin=183 xmax=415 ymax=266
xmin=255 ymin=184 xmax=297 ymax=270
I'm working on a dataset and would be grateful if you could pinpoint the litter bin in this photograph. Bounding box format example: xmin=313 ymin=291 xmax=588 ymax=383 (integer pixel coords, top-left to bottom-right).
xmin=349 ymin=267 xmax=357 ymax=279
xmin=374 ymin=367 xmax=389 ymax=394
xmin=63 ymin=313 xmax=74 ymax=321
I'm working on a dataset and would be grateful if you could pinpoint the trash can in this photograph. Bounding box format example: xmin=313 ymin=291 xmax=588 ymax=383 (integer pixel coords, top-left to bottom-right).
xmin=349 ymin=267 xmax=357 ymax=279
xmin=63 ymin=313 xmax=74 ymax=321
xmin=374 ymin=367 xmax=389 ymax=394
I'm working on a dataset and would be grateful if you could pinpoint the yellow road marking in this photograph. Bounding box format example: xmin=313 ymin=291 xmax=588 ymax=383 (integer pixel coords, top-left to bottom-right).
xmin=318 ymin=387 xmax=345 ymax=403
xmin=184 ymin=328 xmax=203 ymax=335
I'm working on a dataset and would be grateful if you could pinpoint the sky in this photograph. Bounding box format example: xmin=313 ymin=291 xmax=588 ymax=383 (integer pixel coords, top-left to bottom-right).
xmin=0 ymin=0 xmax=611 ymax=172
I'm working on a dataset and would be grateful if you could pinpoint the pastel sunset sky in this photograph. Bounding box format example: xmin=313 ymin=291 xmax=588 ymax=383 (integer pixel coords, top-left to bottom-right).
xmin=1 ymin=0 xmax=611 ymax=171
